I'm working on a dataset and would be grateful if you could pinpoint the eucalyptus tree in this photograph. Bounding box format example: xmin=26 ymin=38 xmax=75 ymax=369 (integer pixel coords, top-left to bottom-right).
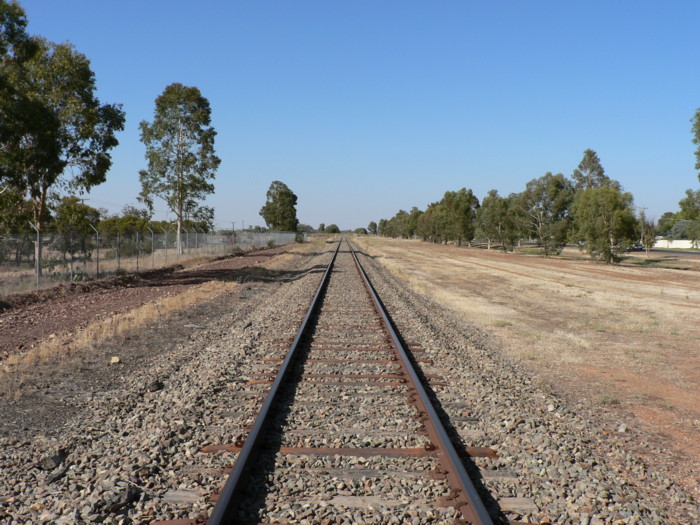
xmin=518 ymin=172 xmax=573 ymax=255
xmin=416 ymin=201 xmax=447 ymax=243
xmin=139 ymin=83 xmax=220 ymax=253
xmin=442 ymin=188 xmax=479 ymax=246
xmin=692 ymin=108 xmax=700 ymax=182
xmin=476 ymin=190 xmax=520 ymax=251
xmin=259 ymin=180 xmax=298 ymax=231
xmin=638 ymin=211 xmax=656 ymax=257
xmin=571 ymin=185 xmax=637 ymax=263
xmin=367 ymin=221 xmax=377 ymax=235
xmin=2 ymin=33 xmax=124 ymax=272
xmin=0 ymin=0 xmax=57 ymax=191
xmin=572 ymin=149 xmax=614 ymax=190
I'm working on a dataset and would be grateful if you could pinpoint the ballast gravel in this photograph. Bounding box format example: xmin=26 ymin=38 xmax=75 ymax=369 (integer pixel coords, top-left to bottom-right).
xmin=0 ymin=240 xmax=696 ymax=524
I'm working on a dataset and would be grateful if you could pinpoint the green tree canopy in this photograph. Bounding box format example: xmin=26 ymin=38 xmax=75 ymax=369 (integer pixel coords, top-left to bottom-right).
xmin=476 ymin=190 xmax=520 ymax=251
xmin=678 ymin=189 xmax=700 ymax=221
xmin=416 ymin=202 xmax=447 ymax=243
xmin=572 ymin=185 xmax=637 ymax=263
xmin=54 ymin=196 xmax=100 ymax=234
xmin=638 ymin=211 xmax=656 ymax=256
xmin=572 ymin=149 xmax=616 ymax=190
xmin=692 ymin=107 xmax=700 ymax=182
xmin=518 ymin=172 xmax=573 ymax=255
xmin=259 ymin=180 xmax=299 ymax=231
xmin=139 ymin=82 xmax=219 ymax=253
xmin=367 ymin=221 xmax=377 ymax=235
xmin=0 ymin=185 xmax=33 ymax=233
xmin=325 ymin=224 xmax=340 ymax=234
xmin=0 ymin=1 xmax=59 ymax=188
xmin=656 ymin=212 xmax=676 ymax=236
xmin=1 ymin=29 xmax=124 ymax=273
xmin=440 ymin=188 xmax=479 ymax=246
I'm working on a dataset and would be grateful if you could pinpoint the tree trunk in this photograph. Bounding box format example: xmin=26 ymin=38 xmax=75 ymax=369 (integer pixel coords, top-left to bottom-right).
xmin=33 ymin=187 xmax=47 ymax=277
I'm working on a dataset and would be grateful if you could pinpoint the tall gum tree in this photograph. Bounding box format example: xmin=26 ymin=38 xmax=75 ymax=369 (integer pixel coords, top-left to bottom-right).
xmin=572 ymin=185 xmax=637 ymax=263
xmin=518 ymin=172 xmax=573 ymax=255
xmin=139 ymin=83 xmax=220 ymax=253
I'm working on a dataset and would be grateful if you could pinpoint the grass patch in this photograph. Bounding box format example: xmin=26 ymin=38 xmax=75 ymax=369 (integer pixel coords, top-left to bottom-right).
xmin=493 ymin=320 xmax=514 ymax=327
xmin=597 ymin=394 xmax=621 ymax=406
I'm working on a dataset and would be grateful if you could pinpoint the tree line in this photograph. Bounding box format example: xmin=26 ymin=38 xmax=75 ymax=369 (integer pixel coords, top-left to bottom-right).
xmin=375 ymin=148 xmax=700 ymax=263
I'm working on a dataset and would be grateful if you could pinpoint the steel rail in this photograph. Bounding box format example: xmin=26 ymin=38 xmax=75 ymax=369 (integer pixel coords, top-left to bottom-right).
xmin=207 ymin=241 xmax=341 ymax=525
xmin=348 ymin=240 xmax=494 ymax=525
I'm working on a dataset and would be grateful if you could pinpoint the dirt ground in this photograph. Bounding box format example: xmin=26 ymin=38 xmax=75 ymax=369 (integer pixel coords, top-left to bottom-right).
xmin=357 ymin=237 xmax=700 ymax=497
xmin=0 ymin=244 xmax=297 ymax=363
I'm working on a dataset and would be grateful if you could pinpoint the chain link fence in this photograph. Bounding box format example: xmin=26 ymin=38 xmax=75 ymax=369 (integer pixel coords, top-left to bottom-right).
xmin=0 ymin=230 xmax=300 ymax=297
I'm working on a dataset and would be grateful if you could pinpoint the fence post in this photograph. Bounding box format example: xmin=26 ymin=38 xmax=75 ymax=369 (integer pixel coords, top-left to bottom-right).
xmin=90 ymin=224 xmax=99 ymax=279
xmin=68 ymin=227 xmax=75 ymax=282
xmin=136 ymin=231 xmax=140 ymax=272
xmin=161 ymin=226 xmax=168 ymax=265
xmin=146 ymin=226 xmax=154 ymax=269
xmin=28 ymin=221 xmax=40 ymax=289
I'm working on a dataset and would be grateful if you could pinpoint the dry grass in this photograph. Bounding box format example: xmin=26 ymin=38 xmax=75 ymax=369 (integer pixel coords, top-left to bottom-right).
xmin=356 ymin=236 xmax=700 ymax=487
xmin=261 ymin=238 xmax=327 ymax=271
xmin=0 ymin=279 xmax=238 ymax=393
xmin=0 ymin=242 xmax=313 ymax=395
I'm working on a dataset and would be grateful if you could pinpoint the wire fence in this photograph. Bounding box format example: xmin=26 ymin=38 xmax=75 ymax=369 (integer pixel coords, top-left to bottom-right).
xmin=0 ymin=230 xmax=300 ymax=297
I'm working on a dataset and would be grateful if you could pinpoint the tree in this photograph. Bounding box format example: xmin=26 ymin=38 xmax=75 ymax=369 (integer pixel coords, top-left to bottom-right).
xmin=139 ymin=83 xmax=219 ymax=253
xmin=367 ymin=221 xmax=377 ymax=235
xmin=416 ymin=201 xmax=447 ymax=243
xmin=377 ymin=219 xmax=388 ymax=236
xmin=354 ymin=227 xmax=367 ymax=235
xmin=442 ymin=188 xmax=479 ymax=246
xmin=2 ymin=34 xmax=124 ymax=272
xmin=518 ymin=173 xmax=573 ymax=255
xmin=692 ymin=107 xmax=700 ymax=183
xmin=325 ymin=224 xmax=340 ymax=234
xmin=0 ymin=1 xmax=59 ymax=190
xmin=476 ymin=190 xmax=520 ymax=252
xmin=54 ymin=196 xmax=100 ymax=234
xmin=638 ymin=211 xmax=656 ymax=257
xmin=670 ymin=220 xmax=693 ymax=240
xmin=121 ymin=204 xmax=151 ymax=221
xmin=318 ymin=223 xmax=325 ymax=233
xmin=656 ymin=212 xmax=676 ymax=236
xmin=0 ymin=185 xmax=33 ymax=233
xmin=259 ymin=181 xmax=298 ymax=231
xmin=572 ymin=185 xmax=637 ymax=263
xmin=678 ymin=189 xmax=700 ymax=221
xmin=572 ymin=149 xmax=614 ymax=190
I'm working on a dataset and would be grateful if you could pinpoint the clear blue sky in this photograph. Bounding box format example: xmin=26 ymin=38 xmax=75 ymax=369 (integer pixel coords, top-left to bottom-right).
xmin=21 ymin=0 xmax=700 ymax=230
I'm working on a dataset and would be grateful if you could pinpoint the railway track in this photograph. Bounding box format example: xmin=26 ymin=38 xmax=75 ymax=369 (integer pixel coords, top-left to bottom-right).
xmin=158 ymin=238 xmax=499 ymax=524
